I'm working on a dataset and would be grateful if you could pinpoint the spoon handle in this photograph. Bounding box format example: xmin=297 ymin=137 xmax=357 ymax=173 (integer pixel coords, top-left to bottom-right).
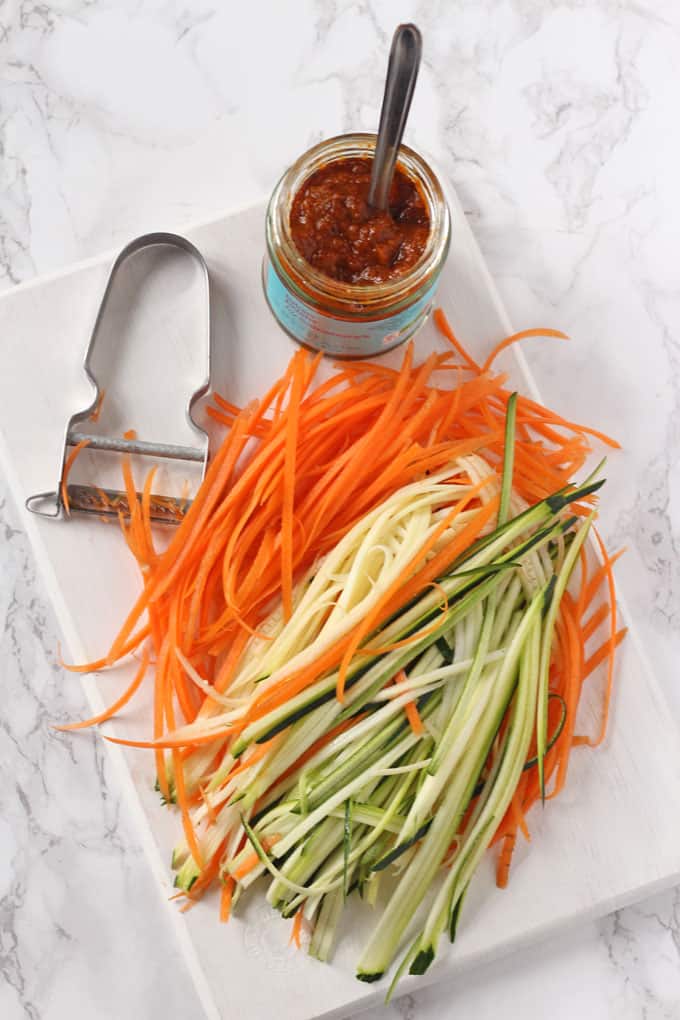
xmin=368 ymin=23 xmax=423 ymax=211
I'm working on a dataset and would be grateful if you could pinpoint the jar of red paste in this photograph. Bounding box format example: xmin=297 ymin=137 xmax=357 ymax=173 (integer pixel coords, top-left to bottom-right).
xmin=263 ymin=133 xmax=450 ymax=358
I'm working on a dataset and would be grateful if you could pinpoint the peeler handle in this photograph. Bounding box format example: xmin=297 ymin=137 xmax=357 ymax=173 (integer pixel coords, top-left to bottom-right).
xmin=26 ymin=231 xmax=212 ymax=523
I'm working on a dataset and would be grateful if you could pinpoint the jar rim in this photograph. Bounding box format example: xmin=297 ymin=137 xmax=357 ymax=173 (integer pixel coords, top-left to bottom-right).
xmin=266 ymin=132 xmax=450 ymax=310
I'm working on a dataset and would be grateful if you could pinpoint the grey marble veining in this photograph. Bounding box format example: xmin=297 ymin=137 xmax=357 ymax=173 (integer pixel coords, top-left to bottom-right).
xmin=0 ymin=478 xmax=203 ymax=1019
xmin=1 ymin=1 xmax=679 ymax=1018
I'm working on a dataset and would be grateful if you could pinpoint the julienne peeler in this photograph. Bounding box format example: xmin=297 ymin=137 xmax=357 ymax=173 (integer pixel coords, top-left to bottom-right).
xmin=25 ymin=232 xmax=211 ymax=525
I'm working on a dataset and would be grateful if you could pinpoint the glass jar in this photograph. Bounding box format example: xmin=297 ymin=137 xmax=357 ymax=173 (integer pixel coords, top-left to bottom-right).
xmin=263 ymin=133 xmax=450 ymax=359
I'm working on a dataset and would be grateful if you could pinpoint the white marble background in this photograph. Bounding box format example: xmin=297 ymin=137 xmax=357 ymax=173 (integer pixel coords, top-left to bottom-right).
xmin=2 ymin=1 xmax=679 ymax=1018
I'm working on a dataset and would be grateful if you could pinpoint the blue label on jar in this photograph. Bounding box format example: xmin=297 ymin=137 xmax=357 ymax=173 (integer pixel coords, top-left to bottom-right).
xmin=264 ymin=258 xmax=438 ymax=357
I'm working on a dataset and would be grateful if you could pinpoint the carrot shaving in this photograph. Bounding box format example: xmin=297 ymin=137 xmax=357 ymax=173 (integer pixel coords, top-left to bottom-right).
xmin=173 ymin=747 xmax=203 ymax=867
xmin=580 ymin=530 xmax=624 ymax=748
xmin=496 ymin=830 xmax=517 ymax=889
xmin=54 ymin=648 xmax=150 ymax=731
xmin=579 ymin=548 xmax=626 ymax=616
xmin=231 ymin=835 xmax=280 ymax=881
xmin=289 ymin=907 xmax=304 ymax=948
xmin=89 ymin=389 xmax=106 ymax=423
xmin=232 ymin=852 xmax=259 ymax=881
xmin=582 ymin=602 xmax=610 ymax=642
xmin=220 ymin=878 xmax=235 ymax=922
xmin=480 ymin=328 xmax=569 ymax=374
xmin=392 ymin=670 xmax=424 ymax=735
xmin=61 ymin=438 xmax=91 ymax=515
xmin=404 ymin=698 xmax=424 ymax=735
xmin=582 ymin=627 xmax=627 ymax=681
xmin=433 ymin=309 xmax=480 ymax=371
xmin=104 ymin=727 xmax=236 ymax=749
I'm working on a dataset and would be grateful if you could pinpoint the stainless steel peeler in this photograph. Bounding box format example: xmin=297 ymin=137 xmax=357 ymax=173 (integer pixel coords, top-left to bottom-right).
xmin=26 ymin=232 xmax=211 ymax=524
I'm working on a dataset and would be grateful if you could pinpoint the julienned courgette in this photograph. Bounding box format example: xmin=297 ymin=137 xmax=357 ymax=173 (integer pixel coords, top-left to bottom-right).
xmin=170 ymin=417 xmax=602 ymax=990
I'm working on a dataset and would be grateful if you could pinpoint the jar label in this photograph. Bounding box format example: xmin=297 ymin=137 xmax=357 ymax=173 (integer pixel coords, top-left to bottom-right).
xmin=264 ymin=258 xmax=439 ymax=358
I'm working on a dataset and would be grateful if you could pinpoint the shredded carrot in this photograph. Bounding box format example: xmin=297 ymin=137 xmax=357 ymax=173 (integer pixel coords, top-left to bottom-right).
xmin=173 ymin=746 xmax=204 ymax=868
xmin=89 ymin=389 xmax=106 ymax=423
xmin=289 ymin=907 xmax=304 ymax=949
xmin=579 ymin=547 xmax=626 ymax=616
xmin=104 ymin=727 xmax=237 ymax=750
xmin=392 ymin=670 xmax=424 ymax=735
xmin=282 ymin=352 xmax=312 ymax=621
xmin=54 ymin=647 xmax=150 ymax=731
xmin=433 ymin=309 xmax=480 ymax=371
xmin=404 ymin=699 xmax=424 ymax=736
xmin=62 ymin=309 xmax=625 ymax=915
xmin=582 ymin=602 xmax=610 ymax=642
xmin=496 ymin=831 xmax=517 ymax=889
xmin=220 ymin=878 xmax=235 ymax=922
xmin=582 ymin=627 xmax=627 ymax=680
xmin=480 ymin=328 xmax=569 ymax=374
xmin=61 ymin=438 xmax=91 ymax=515
xmin=225 ymin=739 xmax=276 ymax=782
xmin=581 ymin=530 xmax=624 ymax=747
xmin=231 ymin=835 xmax=280 ymax=880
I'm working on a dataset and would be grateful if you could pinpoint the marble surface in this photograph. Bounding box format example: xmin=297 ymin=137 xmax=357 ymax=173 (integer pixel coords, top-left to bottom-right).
xmin=1 ymin=2 xmax=679 ymax=1018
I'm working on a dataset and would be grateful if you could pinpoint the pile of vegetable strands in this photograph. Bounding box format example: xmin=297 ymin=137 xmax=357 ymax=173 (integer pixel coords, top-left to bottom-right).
xmin=63 ymin=311 xmax=625 ymax=987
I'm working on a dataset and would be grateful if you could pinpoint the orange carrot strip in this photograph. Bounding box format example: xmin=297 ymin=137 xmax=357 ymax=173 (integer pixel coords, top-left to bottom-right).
xmin=580 ymin=530 xmax=625 ymax=748
xmin=515 ymin=394 xmax=620 ymax=449
xmin=361 ymin=607 xmax=448 ymax=655
xmin=579 ymin=548 xmax=626 ymax=616
xmin=206 ymin=405 xmax=233 ymax=427
xmin=61 ymin=438 xmax=91 ymax=515
xmin=225 ymin=739 xmax=276 ymax=781
xmin=404 ymin=698 xmax=424 ymax=736
xmin=582 ymin=627 xmax=627 ymax=681
xmin=496 ymin=830 xmax=517 ymax=889
xmin=104 ymin=727 xmax=237 ymax=750
xmin=172 ymin=746 xmax=204 ymax=867
xmin=59 ymin=625 xmax=151 ymax=673
xmin=232 ymin=835 xmax=280 ymax=880
xmin=548 ymin=596 xmax=582 ymax=798
xmin=480 ymin=328 xmax=569 ymax=374
xmin=582 ymin=602 xmax=610 ymax=642
xmin=392 ymin=669 xmax=424 ymax=735
xmin=290 ymin=907 xmax=304 ymax=949
xmin=183 ymin=838 xmax=227 ymax=901
xmin=230 ymin=852 xmax=258 ymax=885
xmin=54 ymin=647 xmax=150 ymax=731
xmin=140 ymin=466 xmax=158 ymax=567
xmin=281 ymin=353 xmax=306 ymax=621
xmin=220 ymin=878 xmax=235 ymax=922
xmin=576 ymin=545 xmax=590 ymax=619
xmin=89 ymin=388 xmax=106 ymax=423
xmin=433 ymin=309 xmax=481 ymax=371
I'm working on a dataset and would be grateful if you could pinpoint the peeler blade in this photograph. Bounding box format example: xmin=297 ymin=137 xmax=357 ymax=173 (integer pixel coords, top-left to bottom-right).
xmin=26 ymin=232 xmax=212 ymax=525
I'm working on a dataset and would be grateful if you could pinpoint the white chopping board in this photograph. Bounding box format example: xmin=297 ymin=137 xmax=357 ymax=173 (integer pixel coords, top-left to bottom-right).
xmin=1 ymin=181 xmax=679 ymax=1020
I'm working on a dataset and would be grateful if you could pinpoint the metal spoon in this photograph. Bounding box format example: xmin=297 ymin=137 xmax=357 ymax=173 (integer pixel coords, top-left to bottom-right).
xmin=368 ymin=23 xmax=423 ymax=211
